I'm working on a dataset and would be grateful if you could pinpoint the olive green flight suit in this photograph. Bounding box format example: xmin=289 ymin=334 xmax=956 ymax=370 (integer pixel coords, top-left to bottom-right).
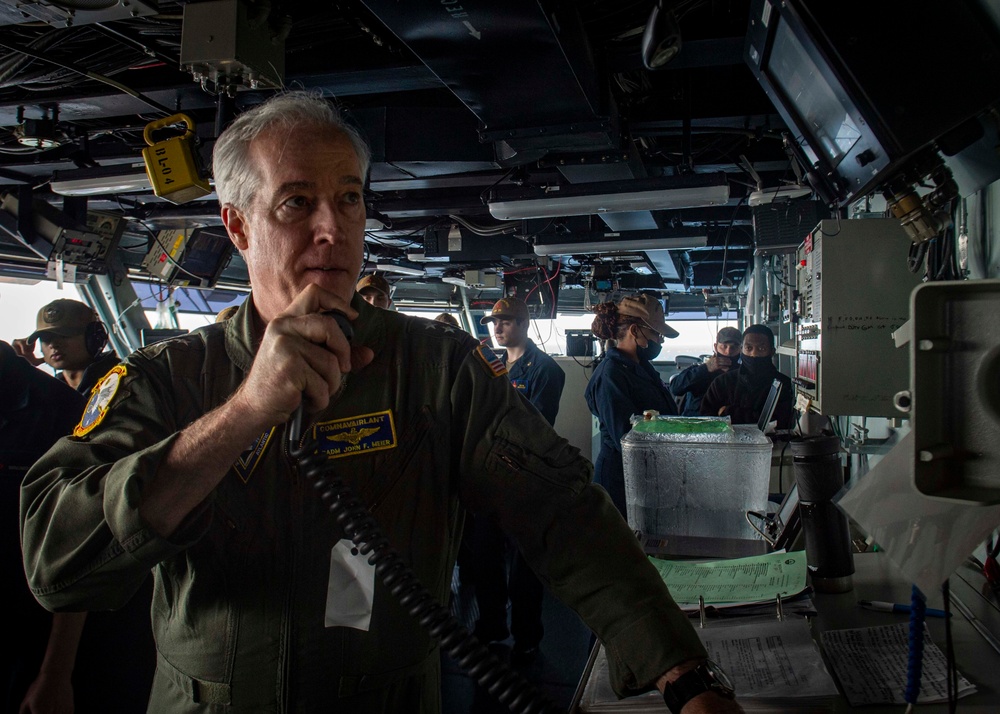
xmin=21 ymin=295 xmax=705 ymax=713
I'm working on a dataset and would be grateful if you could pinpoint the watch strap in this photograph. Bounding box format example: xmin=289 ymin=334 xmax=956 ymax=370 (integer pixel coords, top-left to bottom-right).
xmin=661 ymin=661 xmax=734 ymax=714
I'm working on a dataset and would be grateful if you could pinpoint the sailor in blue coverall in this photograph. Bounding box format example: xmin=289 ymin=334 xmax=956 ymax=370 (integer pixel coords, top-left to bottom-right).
xmin=585 ymin=294 xmax=678 ymax=520
xmin=669 ymin=326 xmax=742 ymax=416
xmin=471 ymin=297 xmax=565 ymax=664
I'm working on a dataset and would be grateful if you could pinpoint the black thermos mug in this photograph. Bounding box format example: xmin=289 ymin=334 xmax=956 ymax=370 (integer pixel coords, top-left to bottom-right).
xmin=791 ymin=435 xmax=854 ymax=593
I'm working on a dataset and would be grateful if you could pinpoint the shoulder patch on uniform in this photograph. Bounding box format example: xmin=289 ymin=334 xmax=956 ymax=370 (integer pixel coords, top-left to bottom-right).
xmin=475 ymin=344 xmax=508 ymax=378
xmin=313 ymin=410 xmax=397 ymax=460
xmin=233 ymin=427 xmax=276 ymax=483
xmin=74 ymin=365 xmax=126 ymax=437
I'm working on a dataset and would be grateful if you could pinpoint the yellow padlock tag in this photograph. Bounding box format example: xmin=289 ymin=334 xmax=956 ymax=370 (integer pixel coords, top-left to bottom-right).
xmin=141 ymin=113 xmax=212 ymax=205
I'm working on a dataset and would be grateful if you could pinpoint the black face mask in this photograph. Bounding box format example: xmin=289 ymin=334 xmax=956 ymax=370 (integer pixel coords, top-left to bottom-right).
xmin=740 ymin=354 xmax=774 ymax=376
xmin=637 ymin=339 xmax=662 ymax=362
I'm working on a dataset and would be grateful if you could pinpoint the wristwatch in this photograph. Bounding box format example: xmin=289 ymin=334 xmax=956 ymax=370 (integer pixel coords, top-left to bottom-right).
xmin=661 ymin=659 xmax=736 ymax=713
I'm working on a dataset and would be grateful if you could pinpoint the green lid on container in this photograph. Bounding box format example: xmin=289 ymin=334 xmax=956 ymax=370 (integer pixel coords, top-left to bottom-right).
xmin=631 ymin=416 xmax=733 ymax=434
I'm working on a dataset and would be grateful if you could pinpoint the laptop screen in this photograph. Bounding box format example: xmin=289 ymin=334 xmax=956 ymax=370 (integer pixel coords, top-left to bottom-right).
xmin=757 ymin=378 xmax=783 ymax=431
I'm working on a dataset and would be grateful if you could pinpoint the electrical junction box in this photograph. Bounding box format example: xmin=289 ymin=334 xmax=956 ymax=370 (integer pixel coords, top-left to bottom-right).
xmin=73 ymin=210 xmax=125 ymax=270
xmin=794 ymin=218 xmax=922 ymax=417
xmin=142 ymin=229 xmax=189 ymax=282
xmin=465 ymin=270 xmax=498 ymax=288
xmin=0 ymin=194 xmax=121 ymax=273
xmin=180 ymin=0 xmax=285 ymax=89
xmin=140 ymin=227 xmax=233 ymax=288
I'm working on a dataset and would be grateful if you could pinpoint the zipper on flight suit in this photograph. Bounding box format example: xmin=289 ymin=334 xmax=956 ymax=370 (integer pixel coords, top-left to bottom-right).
xmin=283 ymin=424 xmax=304 ymax=484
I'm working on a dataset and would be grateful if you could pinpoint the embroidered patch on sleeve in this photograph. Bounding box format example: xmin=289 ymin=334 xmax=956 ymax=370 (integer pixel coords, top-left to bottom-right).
xmin=74 ymin=365 xmax=126 ymax=437
xmin=233 ymin=427 xmax=276 ymax=483
xmin=475 ymin=344 xmax=508 ymax=378
xmin=313 ymin=410 xmax=397 ymax=460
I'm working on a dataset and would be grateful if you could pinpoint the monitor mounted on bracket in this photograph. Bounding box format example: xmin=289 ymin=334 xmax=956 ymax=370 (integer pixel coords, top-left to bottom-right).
xmin=744 ymin=0 xmax=1000 ymax=208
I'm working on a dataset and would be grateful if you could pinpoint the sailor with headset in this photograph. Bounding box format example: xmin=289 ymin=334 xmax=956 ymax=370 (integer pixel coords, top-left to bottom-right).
xmin=11 ymin=299 xmax=156 ymax=711
xmin=13 ymin=298 xmax=118 ymax=395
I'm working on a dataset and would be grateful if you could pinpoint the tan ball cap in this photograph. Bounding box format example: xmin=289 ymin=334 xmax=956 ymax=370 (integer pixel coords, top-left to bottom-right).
xmin=617 ymin=294 xmax=678 ymax=338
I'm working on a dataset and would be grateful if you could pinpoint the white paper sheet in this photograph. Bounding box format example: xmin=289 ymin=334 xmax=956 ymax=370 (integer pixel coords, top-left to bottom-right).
xmin=821 ymin=623 xmax=976 ymax=705
xmin=699 ymin=617 xmax=839 ymax=700
xmin=837 ymin=433 xmax=1000 ymax=594
xmin=579 ymin=618 xmax=838 ymax=712
xmin=324 ymin=539 xmax=376 ymax=631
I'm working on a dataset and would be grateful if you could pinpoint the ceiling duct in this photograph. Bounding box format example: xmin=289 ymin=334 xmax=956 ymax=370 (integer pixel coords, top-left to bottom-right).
xmin=358 ymin=0 xmax=608 ymax=153
xmin=0 ymin=0 xmax=157 ymax=28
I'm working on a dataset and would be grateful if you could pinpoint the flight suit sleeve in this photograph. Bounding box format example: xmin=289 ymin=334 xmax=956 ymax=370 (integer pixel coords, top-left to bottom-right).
xmin=451 ymin=345 xmax=706 ymax=697
xmin=20 ymin=350 xmax=213 ymax=613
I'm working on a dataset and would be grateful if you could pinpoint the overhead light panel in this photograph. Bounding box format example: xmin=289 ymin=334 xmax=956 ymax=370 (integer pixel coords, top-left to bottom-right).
xmin=488 ymin=173 xmax=730 ymax=220
xmin=365 ymin=207 xmax=391 ymax=232
xmin=376 ymin=260 xmax=426 ymax=277
xmin=51 ymin=168 xmax=153 ymax=197
xmin=739 ymin=153 xmax=812 ymax=207
xmin=747 ymin=185 xmax=812 ymax=206
xmin=532 ymin=231 xmax=708 ymax=257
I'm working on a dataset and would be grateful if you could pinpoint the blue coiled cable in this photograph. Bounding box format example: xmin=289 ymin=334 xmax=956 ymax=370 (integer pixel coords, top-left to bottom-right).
xmin=904 ymin=584 xmax=927 ymax=711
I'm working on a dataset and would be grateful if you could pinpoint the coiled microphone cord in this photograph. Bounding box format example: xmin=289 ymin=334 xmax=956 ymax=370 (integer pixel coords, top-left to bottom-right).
xmin=287 ymin=311 xmax=560 ymax=713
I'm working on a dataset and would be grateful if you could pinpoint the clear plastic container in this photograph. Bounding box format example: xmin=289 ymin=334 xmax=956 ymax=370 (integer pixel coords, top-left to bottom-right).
xmin=622 ymin=416 xmax=772 ymax=541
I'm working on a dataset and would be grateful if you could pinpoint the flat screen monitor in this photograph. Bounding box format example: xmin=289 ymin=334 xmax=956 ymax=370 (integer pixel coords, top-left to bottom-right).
xmin=767 ymin=22 xmax=861 ymax=167
xmin=745 ymin=0 xmax=1000 ymax=206
xmin=175 ymin=228 xmax=232 ymax=289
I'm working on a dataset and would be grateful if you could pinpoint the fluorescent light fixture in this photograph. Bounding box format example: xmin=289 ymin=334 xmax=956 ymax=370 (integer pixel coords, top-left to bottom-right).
xmin=747 ymin=185 xmax=811 ymax=206
xmin=441 ymin=275 xmax=468 ymax=287
xmin=533 ymin=233 xmax=707 ymax=257
xmin=51 ymin=167 xmax=152 ymax=197
xmin=488 ymin=173 xmax=730 ymax=220
xmin=365 ymin=208 xmax=391 ymax=232
xmin=376 ymin=261 xmax=426 ymax=277
xmin=405 ymin=251 xmax=450 ymax=263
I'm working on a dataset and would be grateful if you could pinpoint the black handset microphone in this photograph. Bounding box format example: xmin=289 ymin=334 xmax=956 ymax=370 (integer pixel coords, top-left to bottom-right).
xmin=288 ymin=310 xmax=354 ymax=451
xmin=286 ymin=310 xmax=558 ymax=714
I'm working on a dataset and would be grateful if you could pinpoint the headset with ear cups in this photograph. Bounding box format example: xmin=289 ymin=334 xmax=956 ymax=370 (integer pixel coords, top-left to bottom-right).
xmin=84 ymin=321 xmax=109 ymax=358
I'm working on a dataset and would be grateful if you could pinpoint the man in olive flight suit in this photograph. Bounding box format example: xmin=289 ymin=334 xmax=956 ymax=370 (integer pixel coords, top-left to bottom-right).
xmin=21 ymin=93 xmax=740 ymax=714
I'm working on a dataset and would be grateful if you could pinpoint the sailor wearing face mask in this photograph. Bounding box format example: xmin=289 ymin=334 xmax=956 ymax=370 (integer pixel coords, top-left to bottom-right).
xmin=669 ymin=326 xmax=742 ymax=416
xmin=585 ymin=294 xmax=679 ymax=519
xmin=700 ymin=324 xmax=795 ymax=430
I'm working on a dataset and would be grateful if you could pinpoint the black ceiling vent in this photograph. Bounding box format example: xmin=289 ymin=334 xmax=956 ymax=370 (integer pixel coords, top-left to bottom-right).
xmin=752 ymin=200 xmax=829 ymax=256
